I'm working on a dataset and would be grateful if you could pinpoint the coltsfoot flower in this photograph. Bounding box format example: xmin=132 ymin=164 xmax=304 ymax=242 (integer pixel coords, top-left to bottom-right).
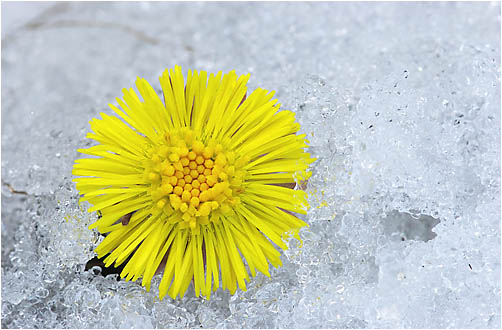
xmin=73 ymin=66 xmax=315 ymax=299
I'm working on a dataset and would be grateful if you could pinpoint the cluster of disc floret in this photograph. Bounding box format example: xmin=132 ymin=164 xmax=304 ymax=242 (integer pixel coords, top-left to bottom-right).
xmin=144 ymin=128 xmax=247 ymax=233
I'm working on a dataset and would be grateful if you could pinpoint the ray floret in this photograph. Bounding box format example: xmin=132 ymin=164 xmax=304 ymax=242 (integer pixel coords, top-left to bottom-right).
xmin=73 ymin=66 xmax=315 ymax=299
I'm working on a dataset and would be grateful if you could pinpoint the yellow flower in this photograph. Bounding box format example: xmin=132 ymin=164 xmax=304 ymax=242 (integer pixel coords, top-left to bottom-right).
xmin=73 ymin=66 xmax=315 ymax=300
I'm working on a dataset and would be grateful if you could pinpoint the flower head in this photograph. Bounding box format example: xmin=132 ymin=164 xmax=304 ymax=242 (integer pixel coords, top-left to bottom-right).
xmin=73 ymin=66 xmax=314 ymax=299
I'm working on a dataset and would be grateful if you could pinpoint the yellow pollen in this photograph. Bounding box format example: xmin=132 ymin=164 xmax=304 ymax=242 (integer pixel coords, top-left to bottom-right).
xmin=173 ymin=186 xmax=183 ymax=196
xmin=215 ymin=154 xmax=226 ymax=167
xmin=195 ymin=155 xmax=204 ymax=165
xmin=206 ymin=175 xmax=217 ymax=187
xmin=145 ymin=128 xmax=248 ymax=233
xmin=188 ymin=151 xmax=196 ymax=160
xmin=188 ymin=205 xmax=197 ymax=216
xmin=174 ymin=161 xmax=183 ymax=171
xmin=180 ymin=203 xmax=188 ymax=213
xmin=182 ymin=212 xmax=191 ymax=222
xmin=199 ymin=190 xmax=211 ymax=202
xmin=213 ymin=182 xmax=225 ymax=195
xmin=179 ymin=147 xmax=189 ymax=157
xmin=182 ymin=190 xmax=191 ymax=203
xmin=192 ymin=140 xmax=204 ymax=154
xmin=164 ymin=165 xmax=175 ymax=176
xmin=190 ymin=197 xmax=200 ymax=207
xmin=161 ymin=183 xmax=173 ymax=194
xmin=212 ymin=165 xmax=222 ymax=177
xmin=169 ymin=194 xmax=181 ymax=209
xmin=204 ymin=159 xmax=214 ymax=169
xmin=202 ymin=146 xmax=214 ymax=159
xmin=199 ymin=203 xmax=211 ymax=217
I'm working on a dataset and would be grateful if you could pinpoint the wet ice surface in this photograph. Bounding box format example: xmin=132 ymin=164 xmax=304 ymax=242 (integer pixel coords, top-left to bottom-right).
xmin=1 ymin=2 xmax=500 ymax=328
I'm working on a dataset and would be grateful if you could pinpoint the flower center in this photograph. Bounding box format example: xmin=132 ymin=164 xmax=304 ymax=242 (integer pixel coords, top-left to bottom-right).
xmin=144 ymin=128 xmax=247 ymax=232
